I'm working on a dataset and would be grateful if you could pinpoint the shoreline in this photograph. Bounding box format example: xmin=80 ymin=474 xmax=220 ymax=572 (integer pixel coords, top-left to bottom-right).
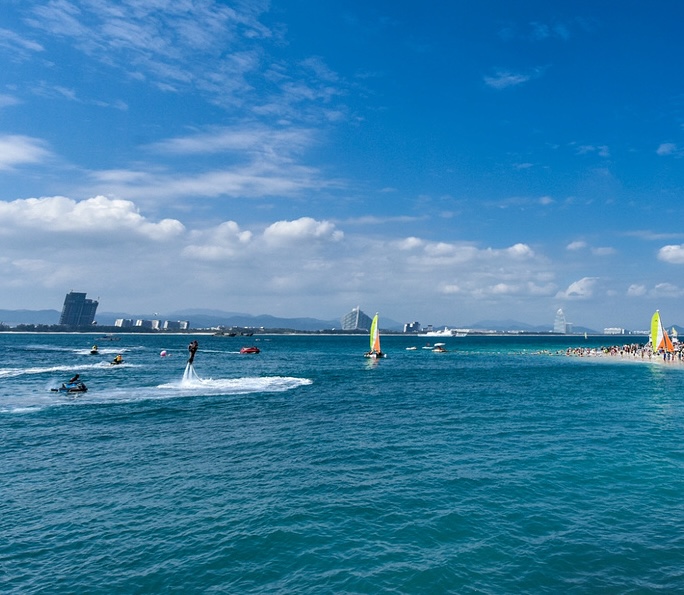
xmin=562 ymin=343 xmax=684 ymax=366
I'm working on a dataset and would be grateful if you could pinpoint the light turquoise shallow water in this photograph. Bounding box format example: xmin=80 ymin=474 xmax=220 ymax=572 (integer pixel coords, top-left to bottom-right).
xmin=2 ymin=333 xmax=684 ymax=593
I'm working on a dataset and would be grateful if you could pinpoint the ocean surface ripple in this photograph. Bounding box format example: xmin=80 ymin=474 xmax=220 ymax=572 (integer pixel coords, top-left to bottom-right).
xmin=2 ymin=333 xmax=684 ymax=593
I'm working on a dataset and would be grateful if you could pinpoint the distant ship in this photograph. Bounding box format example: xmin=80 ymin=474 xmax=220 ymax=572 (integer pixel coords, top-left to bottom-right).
xmin=421 ymin=327 xmax=468 ymax=338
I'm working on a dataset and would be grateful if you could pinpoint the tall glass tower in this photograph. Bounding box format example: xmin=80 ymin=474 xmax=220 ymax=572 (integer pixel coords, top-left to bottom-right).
xmin=341 ymin=306 xmax=372 ymax=331
xmin=59 ymin=292 xmax=99 ymax=326
xmin=553 ymin=308 xmax=568 ymax=334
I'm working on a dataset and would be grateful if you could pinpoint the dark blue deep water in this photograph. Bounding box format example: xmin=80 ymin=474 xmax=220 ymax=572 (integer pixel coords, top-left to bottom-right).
xmin=2 ymin=333 xmax=684 ymax=593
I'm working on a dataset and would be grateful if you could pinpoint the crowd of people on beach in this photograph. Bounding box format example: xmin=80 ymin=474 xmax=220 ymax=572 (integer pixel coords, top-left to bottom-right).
xmin=563 ymin=341 xmax=684 ymax=362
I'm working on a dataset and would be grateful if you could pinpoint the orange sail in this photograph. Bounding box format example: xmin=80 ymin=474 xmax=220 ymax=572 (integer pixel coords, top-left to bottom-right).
xmin=650 ymin=310 xmax=674 ymax=352
xmin=370 ymin=313 xmax=381 ymax=353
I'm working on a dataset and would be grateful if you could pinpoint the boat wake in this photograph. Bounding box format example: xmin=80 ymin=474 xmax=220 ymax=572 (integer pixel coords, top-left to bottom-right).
xmin=0 ymin=360 xmax=131 ymax=379
xmin=158 ymin=373 xmax=312 ymax=396
xmin=74 ymin=347 xmax=124 ymax=356
xmin=169 ymin=362 xmax=312 ymax=395
xmin=1 ymin=371 xmax=312 ymax=414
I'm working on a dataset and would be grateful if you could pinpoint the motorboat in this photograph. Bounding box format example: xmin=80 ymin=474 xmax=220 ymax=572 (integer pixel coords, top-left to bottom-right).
xmin=240 ymin=346 xmax=260 ymax=354
xmin=421 ymin=327 xmax=468 ymax=338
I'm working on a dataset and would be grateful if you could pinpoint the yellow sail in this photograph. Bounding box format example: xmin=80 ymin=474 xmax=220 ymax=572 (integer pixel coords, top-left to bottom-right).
xmin=651 ymin=311 xmax=660 ymax=351
xmin=651 ymin=310 xmax=674 ymax=352
xmin=370 ymin=313 xmax=381 ymax=353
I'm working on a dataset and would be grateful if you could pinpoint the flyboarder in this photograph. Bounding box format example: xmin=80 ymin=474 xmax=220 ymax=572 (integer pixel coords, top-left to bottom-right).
xmin=188 ymin=340 xmax=199 ymax=364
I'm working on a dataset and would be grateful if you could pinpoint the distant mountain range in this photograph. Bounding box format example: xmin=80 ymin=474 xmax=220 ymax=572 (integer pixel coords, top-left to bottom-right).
xmin=0 ymin=309 xmax=62 ymax=326
xmin=0 ymin=307 xmax=645 ymax=334
xmin=152 ymin=309 xmax=345 ymax=332
xmin=0 ymin=308 xmax=340 ymax=331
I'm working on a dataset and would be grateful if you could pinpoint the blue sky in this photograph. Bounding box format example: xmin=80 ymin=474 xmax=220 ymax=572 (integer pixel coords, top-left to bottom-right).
xmin=1 ymin=0 xmax=683 ymax=330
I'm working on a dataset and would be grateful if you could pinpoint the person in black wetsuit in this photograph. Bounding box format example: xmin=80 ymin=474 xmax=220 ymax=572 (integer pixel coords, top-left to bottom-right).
xmin=188 ymin=340 xmax=199 ymax=364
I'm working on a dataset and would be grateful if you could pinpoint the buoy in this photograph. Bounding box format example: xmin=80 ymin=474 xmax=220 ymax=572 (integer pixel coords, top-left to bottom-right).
xmin=160 ymin=350 xmax=167 ymax=357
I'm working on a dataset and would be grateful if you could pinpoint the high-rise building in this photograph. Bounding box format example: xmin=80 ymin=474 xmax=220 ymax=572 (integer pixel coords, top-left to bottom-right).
xmin=59 ymin=291 xmax=99 ymax=326
xmin=341 ymin=306 xmax=373 ymax=331
xmin=163 ymin=320 xmax=190 ymax=330
xmin=553 ymin=308 xmax=570 ymax=334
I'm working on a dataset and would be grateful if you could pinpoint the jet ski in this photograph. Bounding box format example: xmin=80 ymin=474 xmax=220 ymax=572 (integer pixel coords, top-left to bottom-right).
xmin=51 ymin=381 xmax=88 ymax=393
xmin=240 ymin=346 xmax=260 ymax=354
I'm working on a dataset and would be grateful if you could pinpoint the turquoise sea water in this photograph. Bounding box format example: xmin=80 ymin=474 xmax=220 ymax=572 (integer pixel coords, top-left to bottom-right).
xmin=2 ymin=332 xmax=684 ymax=593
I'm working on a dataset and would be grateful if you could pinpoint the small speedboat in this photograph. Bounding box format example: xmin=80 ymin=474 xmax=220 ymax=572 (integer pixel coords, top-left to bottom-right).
xmin=240 ymin=346 xmax=260 ymax=354
xmin=51 ymin=381 xmax=88 ymax=393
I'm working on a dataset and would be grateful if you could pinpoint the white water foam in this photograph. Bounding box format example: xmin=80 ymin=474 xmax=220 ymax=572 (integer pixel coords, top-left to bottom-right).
xmin=2 ymin=378 xmax=312 ymax=415
xmin=0 ymin=360 xmax=130 ymax=379
xmin=74 ymin=347 xmax=125 ymax=356
xmin=182 ymin=362 xmax=203 ymax=385
xmin=160 ymin=364 xmax=312 ymax=396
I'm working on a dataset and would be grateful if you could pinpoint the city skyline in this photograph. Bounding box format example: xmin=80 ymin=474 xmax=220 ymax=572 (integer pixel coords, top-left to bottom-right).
xmin=0 ymin=300 xmax=666 ymax=334
xmin=1 ymin=2 xmax=684 ymax=329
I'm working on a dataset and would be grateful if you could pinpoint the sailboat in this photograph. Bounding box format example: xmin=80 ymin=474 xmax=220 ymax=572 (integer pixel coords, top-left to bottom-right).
xmin=364 ymin=313 xmax=386 ymax=359
xmin=650 ymin=310 xmax=674 ymax=353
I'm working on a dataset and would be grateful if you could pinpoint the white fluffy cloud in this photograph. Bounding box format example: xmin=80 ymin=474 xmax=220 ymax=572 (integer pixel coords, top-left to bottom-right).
xmin=626 ymin=282 xmax=684 ymax=299
xmin=183 ymin=221 xmax=252 ymax=261
xmin=0 ymin=134 xmax=51 ymax=170
xmin=556 ymin=277 xmax=598 ymax=299
xmin=184 ymin=217 xmax=345 ymax=264
xmin=0 ymin=193 xmax=562 ymax=322
xmin=566 ymin=241 xmax=615 ymax=256
xmin=0 ymin=191 xmax=666 ymax=328
xmin=658 ymin=244 xmax=684 ymax=264
xmin=0 ymin=196 xmax=184 ymax=239
xmin=263 ymin=217 xmax=343 ymax=245
xmin=505 ymin=243 xmax=535 ymax=258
